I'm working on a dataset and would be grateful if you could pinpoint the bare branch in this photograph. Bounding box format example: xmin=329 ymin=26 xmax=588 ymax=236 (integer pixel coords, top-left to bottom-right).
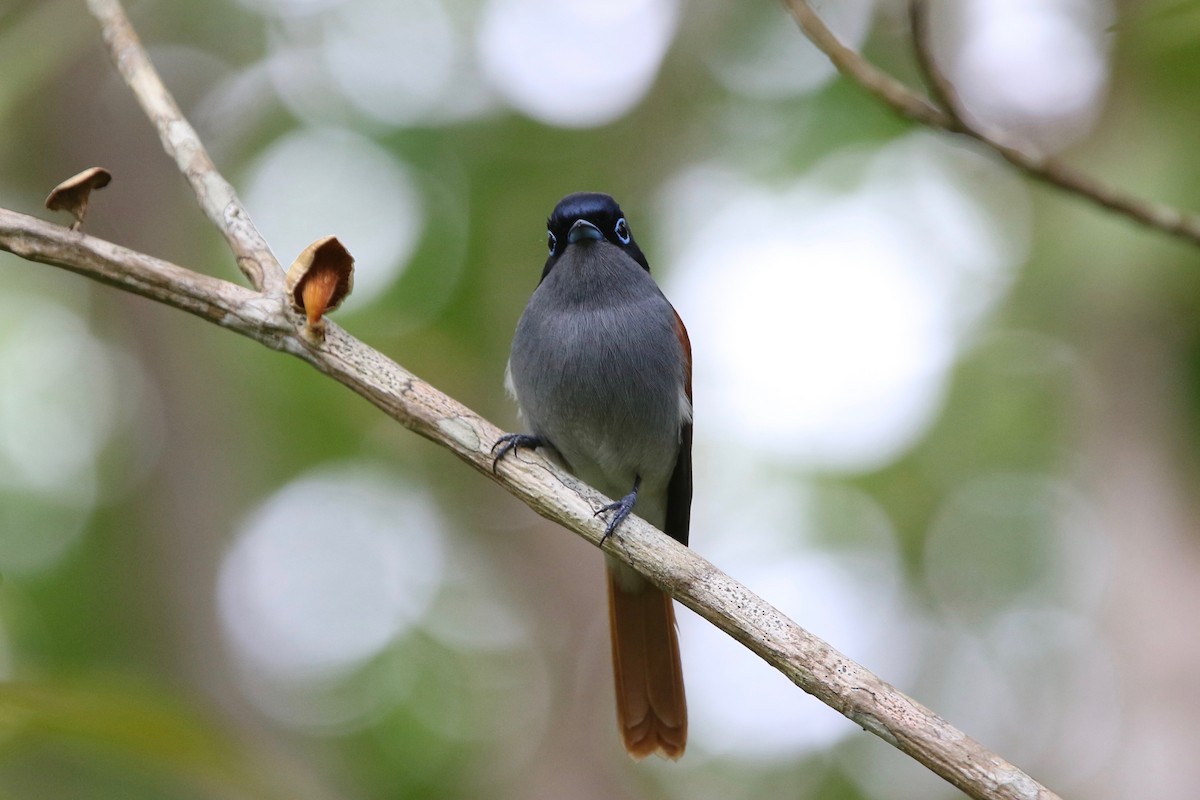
xmin=907 ymin=0 xmax=967 ymax=130
xmin=86 ymin=0 xmax=285 ymax=295
xmin=783 ymin=0 xmax=1200 ymax=248
xmin=0 ymin=207 xmax=1061 ymax=800
xmin=784 ymin=0 xmax=950 ymax=128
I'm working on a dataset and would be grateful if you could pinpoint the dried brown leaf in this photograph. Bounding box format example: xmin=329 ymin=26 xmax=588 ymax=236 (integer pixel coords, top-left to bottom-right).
xmin=45 ymin=167 xmax=113 ymax=230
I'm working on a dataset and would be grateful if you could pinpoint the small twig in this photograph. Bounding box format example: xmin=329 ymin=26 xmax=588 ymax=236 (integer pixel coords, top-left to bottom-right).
xmin=783 ymin=0 xmax=1200 ymax=248
xmin=908 ymin=0 xmax=966 ymax=130
xmin=86 ymin=0 xmax=285 ymax=295
xmin=907 ymin=1 xmax=1044 ymax=156
xmin=785 ymin=0 xmax=949 ymax=128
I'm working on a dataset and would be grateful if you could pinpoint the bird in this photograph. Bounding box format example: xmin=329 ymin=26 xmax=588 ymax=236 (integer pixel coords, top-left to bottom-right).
xmin=493 ymin=192 xmax=691 ymax=761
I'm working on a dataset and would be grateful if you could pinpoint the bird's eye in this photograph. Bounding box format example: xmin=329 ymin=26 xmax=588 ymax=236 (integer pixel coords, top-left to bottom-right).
xmin=614 ymin=217 xmax=631 ymax=245
xmin=547 ymin=230 xmax=557 ymax=255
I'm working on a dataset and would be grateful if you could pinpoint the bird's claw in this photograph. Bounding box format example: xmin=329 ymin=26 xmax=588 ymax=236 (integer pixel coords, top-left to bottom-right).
xmin=595 ymin=477 xmax=641 ymax=545
xmin=491 ymin=433 xmax=541 ymax=472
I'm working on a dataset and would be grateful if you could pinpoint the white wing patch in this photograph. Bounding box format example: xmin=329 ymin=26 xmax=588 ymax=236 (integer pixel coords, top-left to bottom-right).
xmin=678 ymin=387 xmax=693 ymax=424
xmin=503 ymin=359 xmax=518 ymax=401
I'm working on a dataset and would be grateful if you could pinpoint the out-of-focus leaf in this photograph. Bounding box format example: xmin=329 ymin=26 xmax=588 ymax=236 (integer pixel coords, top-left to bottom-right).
xmin=0 ymin=0 xmax=94 ymax=125
xmin=1109 ymin=0 xmax=1200 ymax=32
xmin=0 ymin=681 xmax=285 ymax=800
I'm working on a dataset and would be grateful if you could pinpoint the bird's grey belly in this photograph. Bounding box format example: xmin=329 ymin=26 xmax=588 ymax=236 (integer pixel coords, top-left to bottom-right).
xmin=509 ymin=303 xmax=685 ymax=503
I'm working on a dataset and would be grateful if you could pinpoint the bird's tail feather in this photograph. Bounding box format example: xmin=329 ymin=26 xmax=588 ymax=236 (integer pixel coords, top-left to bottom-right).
xmin=606 ymin=562 xmax=687 ymax=760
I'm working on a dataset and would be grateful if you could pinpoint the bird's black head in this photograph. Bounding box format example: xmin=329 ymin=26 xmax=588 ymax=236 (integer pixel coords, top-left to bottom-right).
xmin=541 ymin=192 xmax=650 ymax=281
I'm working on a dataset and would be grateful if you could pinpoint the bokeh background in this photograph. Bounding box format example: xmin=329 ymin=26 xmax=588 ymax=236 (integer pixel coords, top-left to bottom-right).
xmin=2 ymin=0 xmax=1199 ymax=797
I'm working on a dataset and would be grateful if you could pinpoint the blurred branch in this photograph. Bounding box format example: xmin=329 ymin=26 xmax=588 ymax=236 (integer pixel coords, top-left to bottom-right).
xmin=783 ymin=0 xmax=1200 ymax=248
xmin=86 ymin=0 xmax=285 ymax=295
xmin=907 ymin=0 xmax=967 ymax=131
xmin=785 ymin=0 xmax=950 ymax=127
xmin=0 ymin=2 xmax=1063 ymax=800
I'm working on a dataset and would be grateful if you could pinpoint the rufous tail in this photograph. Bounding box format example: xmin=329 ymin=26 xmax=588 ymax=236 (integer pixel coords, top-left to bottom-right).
xmin=606 ymin=563 xmax=687 ymax=760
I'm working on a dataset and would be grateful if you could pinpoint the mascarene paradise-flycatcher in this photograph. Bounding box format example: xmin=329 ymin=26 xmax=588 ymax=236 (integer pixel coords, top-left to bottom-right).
xmin=494 ymin=192 xmax=692 ymax=760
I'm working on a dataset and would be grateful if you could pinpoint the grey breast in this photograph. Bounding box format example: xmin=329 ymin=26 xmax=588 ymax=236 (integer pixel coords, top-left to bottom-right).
xmin=508 ymin=241 xmax=686 ymax=493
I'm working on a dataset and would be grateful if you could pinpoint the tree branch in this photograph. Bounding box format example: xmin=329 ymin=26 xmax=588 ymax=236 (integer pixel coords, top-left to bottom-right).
xmin=784 ymin=0 xmax=1200 ymax=248
xmin=0 ymin=1 xmax=1067 ymax=798
xmin=86 ymin=0 xmax=285 ymax=295
xmin=785 ymin=0 xmax=950 ymax=128
xmin=0 ymin=207 xmax=1060 ymax=800
xmin=907 ymin=0 xmax=968 ymax=132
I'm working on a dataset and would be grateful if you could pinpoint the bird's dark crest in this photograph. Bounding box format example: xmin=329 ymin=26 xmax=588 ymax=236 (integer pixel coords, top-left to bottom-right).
xmin=541 ymin=192 xmax=650 ymax=280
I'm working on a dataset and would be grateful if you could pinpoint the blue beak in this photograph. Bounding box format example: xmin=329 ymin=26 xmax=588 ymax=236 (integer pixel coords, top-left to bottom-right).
xmin=567 ymin=219 xmax=604 ymax=244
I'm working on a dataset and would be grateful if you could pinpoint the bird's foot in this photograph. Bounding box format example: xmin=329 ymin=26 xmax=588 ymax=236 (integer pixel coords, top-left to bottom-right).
xmin=595 ymin=477 xmax=642 ymax=544
xmin=491 ymin=433 xmax=542 ymax=472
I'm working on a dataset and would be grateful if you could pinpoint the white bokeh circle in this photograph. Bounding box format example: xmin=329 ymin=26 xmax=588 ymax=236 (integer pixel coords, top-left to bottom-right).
xmin=0 ymin=292 xmax=153 ymax=575
xmin=948 ymin=0 xmax=1114 ymax=150
xmin=476 ymin=0 xmax=678 ymax=127
xmin=242 ymin=127 xmax=424 ymax=307
xmin=713 ymin=0 xmax=876 ymax=98
xmin=662 ymin=133 xmax=1029 ymax=471
xmin=218 ymin=465 xmax=446 ymax=679
xmin=681 ymin=468 xmax=919 ymax=759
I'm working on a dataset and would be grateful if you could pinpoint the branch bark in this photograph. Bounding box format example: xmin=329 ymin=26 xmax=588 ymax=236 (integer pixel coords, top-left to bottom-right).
xmin=784 ymin=0 xmax=1200 ymax=248
xmin=0 ymin=2 xmax=1067 ymax=799
xmin=87 ymin=0 xmax=285 ymax=295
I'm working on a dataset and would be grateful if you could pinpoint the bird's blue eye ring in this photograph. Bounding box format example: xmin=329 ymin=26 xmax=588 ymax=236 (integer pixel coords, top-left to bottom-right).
xmin=615 ymin=217 xmax=631 ymax=244
xmin=547 ymin=230 xmax=557 ymax=255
